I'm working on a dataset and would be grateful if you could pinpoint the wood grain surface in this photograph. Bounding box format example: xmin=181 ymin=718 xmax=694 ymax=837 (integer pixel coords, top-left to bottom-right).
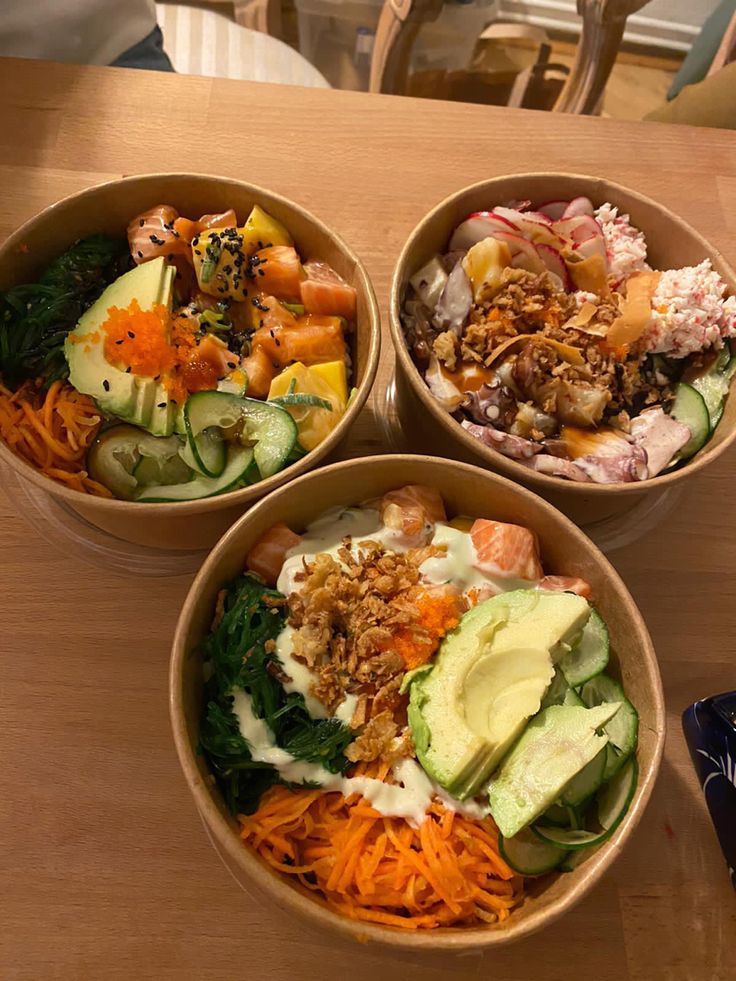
xmin=1 ymin=58 xmax=734 ymax=981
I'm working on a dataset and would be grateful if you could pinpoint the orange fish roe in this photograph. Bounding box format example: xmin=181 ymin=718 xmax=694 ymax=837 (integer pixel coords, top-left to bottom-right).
xmin=102 ymin=300 xmax=200 ymax=404
xmin=388 ymin=590 xmax=464 ymax=670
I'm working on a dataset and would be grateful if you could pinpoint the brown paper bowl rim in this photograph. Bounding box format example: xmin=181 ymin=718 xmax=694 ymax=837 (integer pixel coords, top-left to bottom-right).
xmin=170 ymin=453 xmax=665 ymax=951
xmin=389 ymin=171 xmax=736 ymax=496
xmin=0 ymin=172 xmax=381 ymax=515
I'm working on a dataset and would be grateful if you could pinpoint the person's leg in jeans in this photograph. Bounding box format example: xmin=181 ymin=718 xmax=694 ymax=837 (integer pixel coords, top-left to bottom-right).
xmin=111 ymin=24 xmax=174 ymax=71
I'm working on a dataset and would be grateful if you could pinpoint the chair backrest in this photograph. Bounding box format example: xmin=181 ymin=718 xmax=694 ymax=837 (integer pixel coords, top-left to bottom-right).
xmin=369 ymin=0 xmax=650 ymax=115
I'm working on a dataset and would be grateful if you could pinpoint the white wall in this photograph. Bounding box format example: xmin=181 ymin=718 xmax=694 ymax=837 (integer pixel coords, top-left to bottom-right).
xmin=498 ymin=0 xmax=722 ymax=51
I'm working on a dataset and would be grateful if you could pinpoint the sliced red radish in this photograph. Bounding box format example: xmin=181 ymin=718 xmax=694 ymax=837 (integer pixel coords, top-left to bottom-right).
xmin=492 ymin=231 xmax=546 ymax=275
xmin=492 ymin=206 xmax=531 ymax=226
xmin=517 ymin=220 xmax=566 ymax=249
xmin=553 ymin=215 xmax=601 ymax=245
xmin=537 ymin=200 xmax=569 ymax=220
xmin=562 ymin=196 xmax=594 ymax=219
xmin=574 ymin=235 xmax=607 ymax=262
xmin=537 ymin=243 xmax=572 ymax=289
xmin=523 ymin=210 xmax=553 ymax=225
xmin=449 ymin=213 xmax=517 ymax=251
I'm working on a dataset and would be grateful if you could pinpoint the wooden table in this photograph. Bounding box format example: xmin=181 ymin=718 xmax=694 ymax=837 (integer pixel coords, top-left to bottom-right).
xmin=1 ymin=58 xmax=734 ymax=981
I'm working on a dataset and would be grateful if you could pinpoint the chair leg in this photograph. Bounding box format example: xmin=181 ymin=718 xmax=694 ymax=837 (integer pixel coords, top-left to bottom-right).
xmin=233 ymin=0 xmax=283 ymax=38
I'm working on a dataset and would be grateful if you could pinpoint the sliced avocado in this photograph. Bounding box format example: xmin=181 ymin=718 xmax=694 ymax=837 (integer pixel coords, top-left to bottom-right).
xmin=488 ymin=702 xmax=621 ymax=838
xmin=149 ymin=384 xmax=178 ymax=437
xmin=64 ymin=257 xmax=175 ymax=430
xmin=409 ymin=590 xmax=591 ymax=800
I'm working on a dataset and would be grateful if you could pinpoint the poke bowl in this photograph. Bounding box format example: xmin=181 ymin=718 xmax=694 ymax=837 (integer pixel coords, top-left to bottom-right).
xmin=389 ymin=173 xmax=736 ymax=525
xmin=170 ymin=454 xmax=665 ymax=951
xmin=0 ymin=173 xmax=380 ymax=550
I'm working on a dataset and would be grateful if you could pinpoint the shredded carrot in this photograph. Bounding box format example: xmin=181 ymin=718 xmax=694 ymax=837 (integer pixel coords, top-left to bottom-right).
xmin=0 ymin=380 xmax=111 ymax=497
xmin=239 ymin=766 xmax=524 ymax=930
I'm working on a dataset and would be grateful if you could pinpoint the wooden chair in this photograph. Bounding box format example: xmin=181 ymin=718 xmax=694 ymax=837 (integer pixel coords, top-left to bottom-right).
xmin=369 ymin=0 xmax=650 ymax=114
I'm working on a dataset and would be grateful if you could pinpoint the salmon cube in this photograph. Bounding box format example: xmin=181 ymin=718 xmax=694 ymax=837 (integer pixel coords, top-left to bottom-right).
xmin=539 ymin=575 xmax=592 ymax=599
xmin=246 ymin=522 xmax=302 ymax=586
xmin=470 ymin=518 xmax=543 ymax=581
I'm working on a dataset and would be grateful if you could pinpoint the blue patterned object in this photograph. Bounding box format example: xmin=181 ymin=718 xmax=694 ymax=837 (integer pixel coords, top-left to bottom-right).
xmin=682 ymin=692 xmax=736 ymax=889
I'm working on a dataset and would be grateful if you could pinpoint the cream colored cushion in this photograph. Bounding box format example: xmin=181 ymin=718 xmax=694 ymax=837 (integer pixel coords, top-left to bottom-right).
xmin=155 ymin=3 xmax=330 ymax=86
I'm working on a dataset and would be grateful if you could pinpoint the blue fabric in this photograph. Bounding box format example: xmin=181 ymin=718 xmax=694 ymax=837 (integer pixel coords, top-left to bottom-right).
xmin=668 ymin=0 xmax=736 ymax=100
xmin=111 ymin=24 xmax=174 ymax=72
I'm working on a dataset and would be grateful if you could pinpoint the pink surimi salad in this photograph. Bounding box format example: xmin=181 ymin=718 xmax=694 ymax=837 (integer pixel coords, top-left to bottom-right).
xmin=401 ymin=193 xmax=736 ymax=484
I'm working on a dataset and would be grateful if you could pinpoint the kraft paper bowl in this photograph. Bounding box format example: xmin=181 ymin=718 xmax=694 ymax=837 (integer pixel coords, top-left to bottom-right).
xmin=389 ymin=173 xmax=736 ymax=526
xmin=0 ymin=173 xmax=380 ymax=550
xmin=170 ymin=454 xmax=665 ymax=951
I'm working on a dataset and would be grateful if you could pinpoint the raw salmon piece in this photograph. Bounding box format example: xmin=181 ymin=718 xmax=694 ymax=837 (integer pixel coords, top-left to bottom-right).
xmin=241 ymin=347 xmax=277 ymax=399
xmin=252 ymin=316 xmax=345 ymax=367
xmin=539 ymin=575 xmax=592 ymax=599
xmin=254 ymin=246 xmax=305 ymax=300
xmin=197 ymin=209 xmax=237 ymax=231
xmin=300 ymin=260 xmax=357 ymax=320
xmin=470 ymin=518 xmax=543 ymax=581
xmin=246 ymin=523 xmax=302 ymax=586
xmin=127 ymin=205 xmax=190 ymax=264
xmin=380 ymin=485 xmax=447 ymax=544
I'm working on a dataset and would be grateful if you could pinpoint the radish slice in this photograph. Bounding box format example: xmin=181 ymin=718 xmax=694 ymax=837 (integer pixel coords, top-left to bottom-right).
xmin=516 ymin=220 xmax=566 ymax=249
xmin=523 ymin=211 xmax=553 ymax=225
xmin=492 ymin=206 xmax=531 ymax=226
xmin=449 ymin=213 xmax=517 ymax=251
xmin=537 ymin=200 xmax=569 ymax=220
xmin=491 ymin=231 xmax=546 ymax=275
xmin=537 ymin=243 xmax=573 ymax=289
xmin=574 ymin=235 xmax=607 ymax=262
xmin=562 ymin=196 xmax=594 ymax=219
xmin=553 ymin=215 xmax=601 ymax=244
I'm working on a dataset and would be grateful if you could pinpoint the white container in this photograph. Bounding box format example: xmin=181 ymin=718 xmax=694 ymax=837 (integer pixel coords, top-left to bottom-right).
xmin=295 ymin=0 xmax=499 ymax=90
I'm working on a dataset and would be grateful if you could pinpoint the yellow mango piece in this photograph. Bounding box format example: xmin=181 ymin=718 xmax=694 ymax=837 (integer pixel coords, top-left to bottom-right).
xmin=241 ymin=205 xmax=293 ymax=254
xmin=192 ymin=227 xmax=251 ymax=301
xmin=268 ymin=363 xmax=345 ymax=451
xmin=310 ymin=360 xmax=348 ymax=404
xmin=448 ymin=515 xmax=474 ymax=533
xmin=192 ymin=207 xmax=292 ymax=300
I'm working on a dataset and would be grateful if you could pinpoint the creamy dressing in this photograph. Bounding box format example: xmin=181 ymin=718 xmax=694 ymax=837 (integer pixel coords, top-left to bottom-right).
xmin=276 ymin=506 xmax=409 ymax=596
xmin=231 ymin=688 xmax=452 ymax=826
xmin=251 ymin=506 xmax=526 ymax=823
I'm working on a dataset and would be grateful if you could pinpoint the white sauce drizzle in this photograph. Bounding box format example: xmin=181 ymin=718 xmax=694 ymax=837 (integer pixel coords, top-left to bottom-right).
xmin=235 ymin=507 xmax=527 ymax=824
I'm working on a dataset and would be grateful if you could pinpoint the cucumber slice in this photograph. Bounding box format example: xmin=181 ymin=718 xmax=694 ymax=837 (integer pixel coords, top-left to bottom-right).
xmin=537 ymin=802 xmax=575 ymax=828
xmin=670 ymin=383 xmax=710 ymax=458
xmin=580 ymin=674 xmax=639 ymax=781
xmin=540 ymin=667 xmax=570 ymax=709
xmin=499 ymin=828 xmax=566 ymax=875
xmin=136 ymin=446 xmax=255 ymax=502
xmin=133 ymin=449 xmax=191 ymax=487
xmin=183 ymin=392 xmax=297 ymax=481
xmin=691 ymin=374 xmax=729 ymax=431
xmin=246 ymin=400 xmax=298 ymax=478
xmin=184 ymin=392 xmax=240 ymax=477
xmin=532 ymin=823 xmax=606 ymax=850
xmin=561 ymin=745 xmax=607 ymax=807
xmin=180 ymin=427 xmax=226 ymax=478
xmin=562 ymin=688 xmax=585 ymax=707
xmin=558 ymin=849 xmax=588 ymax=873
xmin=597 ymin=757 xmax=638 ymax=832
xmin=88 ymin=425 xmax=187 ymax=500
xmin=558 ymin=609 xmax=609 ymax=688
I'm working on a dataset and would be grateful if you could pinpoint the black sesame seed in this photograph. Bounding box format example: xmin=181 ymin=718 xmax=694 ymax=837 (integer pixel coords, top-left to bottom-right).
xmin=115 ymin=338 xmax=124 ymax=345
xmin=125 ymin=366 xmax=131 ymax=373
xmin=128 ymin=331 xmax=135 ymax=339
xmin=257 ymin=268 xmax=265 ymax=277
xmin=137 ymin=250 xmax=143 ymax=258
xmin=139 ymin=218 xmax=145 ymax=227
xmin=157 ymin=402 xmax=166 ymax=408
xmin=102 ymin=379 xmax=110 ymax=391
